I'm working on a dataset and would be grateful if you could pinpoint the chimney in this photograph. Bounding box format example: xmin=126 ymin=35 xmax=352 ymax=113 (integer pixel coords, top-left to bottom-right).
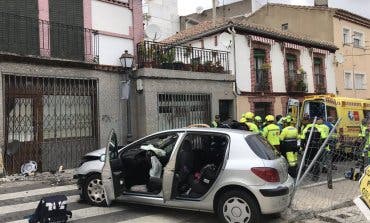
xmin=314 ymin=0 xmax=328 ymax=7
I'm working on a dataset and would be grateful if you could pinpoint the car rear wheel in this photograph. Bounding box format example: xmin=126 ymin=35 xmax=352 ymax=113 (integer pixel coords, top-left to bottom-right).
xmin=216 ymin=190 xmax=260 ymax=223
xmin=83 ymin=174 xmax=106 ymax=206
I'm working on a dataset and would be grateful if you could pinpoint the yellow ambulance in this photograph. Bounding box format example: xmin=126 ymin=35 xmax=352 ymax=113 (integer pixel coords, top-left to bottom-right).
xmin=287 ymin=94 xmax=370 ymax=139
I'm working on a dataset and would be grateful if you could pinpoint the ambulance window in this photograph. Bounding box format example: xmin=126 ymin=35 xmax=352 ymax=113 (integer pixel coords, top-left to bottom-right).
xmin=364 ymin=110 xmax=370 ymax=119
xmin=326 ymin=106 xmax=337 ymax=121
xmin=303 ymin=101 xmax=325 ymax=118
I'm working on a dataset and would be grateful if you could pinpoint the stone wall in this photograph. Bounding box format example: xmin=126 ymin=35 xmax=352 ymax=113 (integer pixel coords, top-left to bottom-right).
xmin=135 ymin=68 xmax=236 ymax=136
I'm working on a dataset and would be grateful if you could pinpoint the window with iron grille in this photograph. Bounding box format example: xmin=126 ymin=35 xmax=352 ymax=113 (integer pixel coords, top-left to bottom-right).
xmin=158 ymin=93 xmax=211 ymax=131
xmin=0 ymin=0 xmax=39 ymax=55
xmin=49 ymin=0 xmax=85 ymax=60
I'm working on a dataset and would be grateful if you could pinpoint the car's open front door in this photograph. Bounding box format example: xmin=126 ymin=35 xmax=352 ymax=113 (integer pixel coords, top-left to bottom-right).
xmin=101 ymin=130 xmax=124 ymax=206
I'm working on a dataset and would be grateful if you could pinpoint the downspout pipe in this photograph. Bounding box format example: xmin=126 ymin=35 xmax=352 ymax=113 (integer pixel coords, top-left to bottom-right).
xmin=227 ymin=26 xmax=238 ymax=95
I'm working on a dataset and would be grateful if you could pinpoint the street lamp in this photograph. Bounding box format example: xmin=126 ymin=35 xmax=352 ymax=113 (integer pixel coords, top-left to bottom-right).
xmin=119 ymin=50 xmax=134 ymax=143
xmin=119 ymin=50 xmax=134 ymax=69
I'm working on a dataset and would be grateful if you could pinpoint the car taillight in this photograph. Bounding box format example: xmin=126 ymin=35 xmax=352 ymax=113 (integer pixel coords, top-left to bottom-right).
xmin=251 ymin=167 xmax=280 ymax=182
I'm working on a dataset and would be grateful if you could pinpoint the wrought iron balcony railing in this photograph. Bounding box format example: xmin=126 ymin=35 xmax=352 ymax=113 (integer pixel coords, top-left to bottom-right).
xmin=0 ymin=12 xmax=99 ymax=63
xmin=137 ymin=41 xmax=229 ymax=74
xmin=314 ymin=74 xmax=327 ymax=93
xmin=255 ymin=69 xmax=270 ymax=92
xmin=287 ymin=73 xmax=308 ymax=92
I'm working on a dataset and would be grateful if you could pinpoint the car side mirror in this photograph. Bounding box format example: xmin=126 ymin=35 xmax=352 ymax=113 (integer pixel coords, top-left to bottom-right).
xmin=107 ymin=130 xmax=119 ymax=160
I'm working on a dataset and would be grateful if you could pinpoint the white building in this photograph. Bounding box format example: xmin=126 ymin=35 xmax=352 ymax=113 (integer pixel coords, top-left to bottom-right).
xmin=143 ymin=0 xmax=179 ymax=41
xmin=163 ymin=19 xmax=338 ymax=119
xmin=91 ymin=0 xmax=143 ymax=65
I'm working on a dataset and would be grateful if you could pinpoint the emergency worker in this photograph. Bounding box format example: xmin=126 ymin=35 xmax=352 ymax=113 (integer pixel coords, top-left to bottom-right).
xmin=255 ymin=116 xmax=263 ymax=132
xmin=263 ymin=115 xmax=281 ymax=150
xmin=244 ymin=112 xmax=259 ymax=133
xmin=301 ymin=118 xmax=322 ymax=181
xmin=317 ymin=117 xmax=330 ymax=173
xmin=211 ymin=115 xmax=221 ymax=128
xmin=279 ymin=117 xmax=299 ymax=178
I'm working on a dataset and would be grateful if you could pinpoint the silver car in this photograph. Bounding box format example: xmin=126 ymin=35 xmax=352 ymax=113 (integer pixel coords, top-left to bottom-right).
xmin=74 ymin=128 xmax=294 ymax=223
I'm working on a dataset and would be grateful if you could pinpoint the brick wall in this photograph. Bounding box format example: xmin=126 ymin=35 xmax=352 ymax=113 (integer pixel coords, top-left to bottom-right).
xmin=132 ymin=0 xmax=144 ymax=59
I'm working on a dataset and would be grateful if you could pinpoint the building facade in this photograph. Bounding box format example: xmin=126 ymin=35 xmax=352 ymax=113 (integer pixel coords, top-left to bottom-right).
xmin=0 ymin=0 xmax=143 ymax=175
xmin=246 ymin=3 xmax=370 ymax=99
xmin=163 ymin=19 xmax=337 ymax=120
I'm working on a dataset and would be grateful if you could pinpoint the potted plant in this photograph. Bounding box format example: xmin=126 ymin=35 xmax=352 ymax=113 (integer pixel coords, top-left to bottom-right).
xmin=204 ymin=61 xmax=215 ymax=72
xmin=138 ymin=44 xmax=153 ymax=68
xmin=297 ymin=79 xmax=307 ymax=92
xmin=214 ymin=61 xmax=224 ymax=73
xmin=173 ymin=61 xmax=184 ymax=70
xmin=191 ymin=58 xmax=201 ymax=71
xmin=184 ymin=45 xmax=192 ymax=58
xmin=160 ymin=48 xmax=175 ymax=69
xmin=261 ymin=63 xmax=271 ymax=71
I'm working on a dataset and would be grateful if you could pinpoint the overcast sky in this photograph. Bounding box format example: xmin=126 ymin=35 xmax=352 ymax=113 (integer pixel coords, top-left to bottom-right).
xmin=178 ymin=0 xmax=370 ymax=19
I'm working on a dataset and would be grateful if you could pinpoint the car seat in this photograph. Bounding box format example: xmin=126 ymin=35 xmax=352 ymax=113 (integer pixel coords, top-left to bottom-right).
xmin=177 ymin=139 xmax=195 ymax=193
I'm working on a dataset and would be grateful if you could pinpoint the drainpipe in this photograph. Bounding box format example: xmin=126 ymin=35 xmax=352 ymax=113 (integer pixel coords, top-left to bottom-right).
xmin=227 ymin=26 xmax=238 ymax=119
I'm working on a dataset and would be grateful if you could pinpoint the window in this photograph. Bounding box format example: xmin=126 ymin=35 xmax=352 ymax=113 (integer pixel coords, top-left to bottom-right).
xmin=344 ymin=72 xmax=353 ymax=89
xmin=354 ymin=73 xmax=366 ymax=90
xmin=200 ymin=39 xmax=204 ymax=48
xmin=282 ymin=23 xmax=288 ymax=31
xmin=343 ymin=28 xmax=350 ymax=44
xmin=158 ymin=93 xmax=211 ymax=131
xmin=245 ymin=135 xmax=279 ymax=160
xmin=314 ymin=58 xmax=324 ymax=85
xmin=254 ymin=49 xmax=267 ymax=91
xmin=286 ymin=54 xmax=296 ymax=80
xmin=353 ymin=31 xmax=364 ymax=48
xmin=214 ymin=35 xmax=218 ymax=46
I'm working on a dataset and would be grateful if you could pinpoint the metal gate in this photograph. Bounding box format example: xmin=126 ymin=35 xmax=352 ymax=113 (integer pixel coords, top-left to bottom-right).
xmin=4 ymin=74 xmax=98 ymax=173
xmin=157 ymin=93 xmax=211 ymax=131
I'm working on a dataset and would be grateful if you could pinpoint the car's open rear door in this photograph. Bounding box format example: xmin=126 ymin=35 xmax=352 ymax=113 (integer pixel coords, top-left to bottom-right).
xmin=101 ymin=130 xmax=124 ymax=206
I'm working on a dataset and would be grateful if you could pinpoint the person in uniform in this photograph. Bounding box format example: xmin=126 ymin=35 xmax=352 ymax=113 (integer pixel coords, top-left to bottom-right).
xmin=255 ymin=116 xmax=263 ymax=132
xmin=244 ymin=112 xmax=259 ymax=133
xmin=263 ymin=115 xmax=281 ymax=151
xmin=279 ymin=117 xmax=299 ymax=178
xmin=211 ymin=115 xmax=221 ymax=128
xmin=301 ymin=118 xmax=323 ymax=181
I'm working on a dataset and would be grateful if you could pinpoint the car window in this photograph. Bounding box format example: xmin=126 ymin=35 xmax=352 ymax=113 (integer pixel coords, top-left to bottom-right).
xmin=245 ymin=134 xmax=279 ymax=160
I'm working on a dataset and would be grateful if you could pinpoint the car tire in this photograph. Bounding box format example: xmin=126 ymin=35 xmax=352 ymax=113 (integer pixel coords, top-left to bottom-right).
xmin=82 ymin=174 xmax=107 ymax=206
xmin=216 ymin=189 xmax=261 ymax=223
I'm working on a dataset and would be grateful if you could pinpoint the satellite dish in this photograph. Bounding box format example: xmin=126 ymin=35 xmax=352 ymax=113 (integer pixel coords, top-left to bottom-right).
xmin=145 ymin=24 xmax=162 ymax=41
xmin=196 ymin=6 xmax=204 ymax=14
xmin=219 ymin=32 xmax=232 ymax=48
xmin=335 ymin=52 xmax=345 ymax=64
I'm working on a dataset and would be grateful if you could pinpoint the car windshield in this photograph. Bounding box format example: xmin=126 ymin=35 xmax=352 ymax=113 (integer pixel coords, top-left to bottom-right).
xmin=245 ymin=134 xmax=279 ymax=160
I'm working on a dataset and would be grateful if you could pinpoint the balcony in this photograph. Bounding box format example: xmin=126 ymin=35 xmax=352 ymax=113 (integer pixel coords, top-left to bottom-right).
xmin=314 ymin=74 xmax=327 ymax=93
xmin=0 ymin=12 xmax=99 ymax=63
xmin=137 ymin=41 xmax=229 ymax=74
xmin=287 ymin=73 xmax=308 ymax=93
xmin=255 ymin=70 xmax=270 ymax=92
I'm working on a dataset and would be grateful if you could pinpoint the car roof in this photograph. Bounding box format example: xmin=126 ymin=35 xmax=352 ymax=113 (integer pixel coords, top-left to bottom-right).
xmin=158 ymin=127 xmax=255 ymax=137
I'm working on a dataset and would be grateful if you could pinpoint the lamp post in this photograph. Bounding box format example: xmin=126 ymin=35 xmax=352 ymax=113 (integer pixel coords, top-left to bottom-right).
xmin=119 ymin=50 xmax=134 ymax=143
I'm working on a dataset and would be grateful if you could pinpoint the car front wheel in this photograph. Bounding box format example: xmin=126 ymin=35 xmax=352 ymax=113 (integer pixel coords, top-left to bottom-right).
xmin=82 ymin=174 xmax=106 ymax=206
xmin=216 ymin=190 xmax=260 ymax=223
